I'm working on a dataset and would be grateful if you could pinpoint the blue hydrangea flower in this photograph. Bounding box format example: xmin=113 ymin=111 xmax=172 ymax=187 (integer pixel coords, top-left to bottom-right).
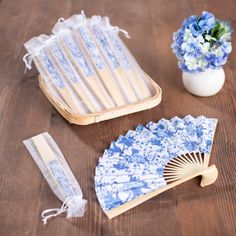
xmin=182 ymin=15 xmax=198 ymax=29
xmin=171 ymin=11 xmax=232 ymax=73
xmin=198 ymin=11 xmax=215 ymax=32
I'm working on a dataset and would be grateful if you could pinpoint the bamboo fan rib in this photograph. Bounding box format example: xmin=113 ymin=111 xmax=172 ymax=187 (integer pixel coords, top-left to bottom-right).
xmin=164 ymin=153 xmax=206 ymax=183
xmin=94 ymin=115 xmax=218 ymax=219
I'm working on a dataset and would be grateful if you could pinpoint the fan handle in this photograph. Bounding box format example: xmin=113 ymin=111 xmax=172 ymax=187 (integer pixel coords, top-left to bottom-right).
xmin=200 ymin=165 xmax=218 ymax=187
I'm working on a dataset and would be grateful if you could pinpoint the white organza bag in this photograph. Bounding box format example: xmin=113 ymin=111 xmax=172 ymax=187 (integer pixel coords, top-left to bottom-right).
xmin=23 ymin=132 xmax=87 ymax=224
xmin=22 ymin=11 xmax=158 ymax=123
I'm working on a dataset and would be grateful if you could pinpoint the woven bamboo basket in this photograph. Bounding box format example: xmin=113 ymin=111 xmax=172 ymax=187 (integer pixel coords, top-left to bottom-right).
xmin=38 ymin=73 xmax=162 ymax=125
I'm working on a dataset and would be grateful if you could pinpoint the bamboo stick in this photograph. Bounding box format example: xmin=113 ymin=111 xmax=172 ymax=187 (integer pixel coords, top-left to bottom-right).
xmin=34 ymin=56 xmax=82 ymax=114
xmin=96 ymin=69 xmax=126 ymax=106
xmin=117 ymin=38 xmax=152 ymax=98
xmin=59 ymin=38 xmax=115 ymax=109
xmin=32 ymin=134 xmax=70 ymax=197
xmin=89 ymin=25 xmax=138 ymax=103
xmin=46 ymin=47 xmax=97 ymax=113
xmin=113 ymin=68 xmax=138 ymax=103
xmin=127 ymin=69 xmax=152 ymax=98
xmin=104 ymin=31 xmax=152 ymax=99
xmin=75 ymin=27 xmax=126 ymax=106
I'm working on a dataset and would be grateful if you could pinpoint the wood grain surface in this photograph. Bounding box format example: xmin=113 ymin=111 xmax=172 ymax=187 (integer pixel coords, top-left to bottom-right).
xmin=0 ymin=0 xmax=235 ymax=235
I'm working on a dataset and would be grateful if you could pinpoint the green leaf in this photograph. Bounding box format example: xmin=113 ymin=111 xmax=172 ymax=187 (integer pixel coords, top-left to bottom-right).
xmin=210 ymin=21 xmax=220 ymax=39
xmin=216 ymin=27 xmax=226 ymax=39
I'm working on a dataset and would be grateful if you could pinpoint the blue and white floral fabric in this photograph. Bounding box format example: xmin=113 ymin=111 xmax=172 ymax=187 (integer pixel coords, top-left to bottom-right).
xmin=95 ymin=115 xmax=218 ymax=212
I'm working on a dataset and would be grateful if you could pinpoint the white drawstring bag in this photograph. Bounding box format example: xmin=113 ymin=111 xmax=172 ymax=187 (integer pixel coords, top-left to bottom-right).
xmin=23 ymin=132 xmax=87 ymax=224
xmin=22 ymin=11 xmax=156 ymax=120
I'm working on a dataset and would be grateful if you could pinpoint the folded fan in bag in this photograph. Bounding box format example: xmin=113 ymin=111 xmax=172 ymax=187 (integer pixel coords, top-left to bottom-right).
xmin=23 ymin=11 xmax=162 ymax=125
xmin=23 ymin=132 xmax=87 ymax=224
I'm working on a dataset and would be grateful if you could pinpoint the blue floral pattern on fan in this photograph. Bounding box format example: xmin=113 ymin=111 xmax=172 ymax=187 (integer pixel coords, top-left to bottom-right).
xmin=95 ymin=116 xmax=218 ymax=212
xmin=49 ymin=42 xmax=79 ymax=83
xmin=77 ymin=26 xmax=105 ymax=70
xmin=91 ymin=24 xmax=120 ymax=69
xmin=38 ymin=49 xmax=65 ymax=88
xmin=61 ymin=34 xmax=93 ymax=77
xmin=106 ymin=30 xmax=132 ymax=70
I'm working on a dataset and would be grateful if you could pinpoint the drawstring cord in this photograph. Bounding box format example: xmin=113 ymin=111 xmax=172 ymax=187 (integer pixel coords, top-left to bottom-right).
xmin=41 ymin=196 xmax=87 ymax=225
xmin=23 ymin=53 xmax=33 ymax=73
xmin=41 ymin=197 xmax=71 ymax=225
xmin=118 ymin=29 xmax=130 ymax=39
xmin=112 ymin=26 xmax=130 ymax=39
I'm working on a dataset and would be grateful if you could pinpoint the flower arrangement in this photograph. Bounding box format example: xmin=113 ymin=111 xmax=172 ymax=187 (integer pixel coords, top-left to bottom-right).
xmin=171 ymin=11 xmax=232 ymax=73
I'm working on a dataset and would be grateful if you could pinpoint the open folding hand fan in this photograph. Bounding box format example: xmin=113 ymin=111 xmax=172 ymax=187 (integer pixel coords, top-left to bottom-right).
xmin=94 ymin=115 xmax=218 ymax=218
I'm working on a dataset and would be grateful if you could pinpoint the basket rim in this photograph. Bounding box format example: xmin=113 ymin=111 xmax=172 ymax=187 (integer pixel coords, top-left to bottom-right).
xmin=38 ymin=73 xmax=162 ymax=125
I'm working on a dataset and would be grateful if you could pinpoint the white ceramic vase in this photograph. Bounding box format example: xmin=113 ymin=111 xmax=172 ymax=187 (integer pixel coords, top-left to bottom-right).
xmin=182 ymin=67 xmax=225 ymax=97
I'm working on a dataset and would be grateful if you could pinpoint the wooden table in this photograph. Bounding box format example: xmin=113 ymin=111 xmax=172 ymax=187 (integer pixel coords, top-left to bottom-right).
xmin=0 ymin=0 xmax=235 ymax=235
